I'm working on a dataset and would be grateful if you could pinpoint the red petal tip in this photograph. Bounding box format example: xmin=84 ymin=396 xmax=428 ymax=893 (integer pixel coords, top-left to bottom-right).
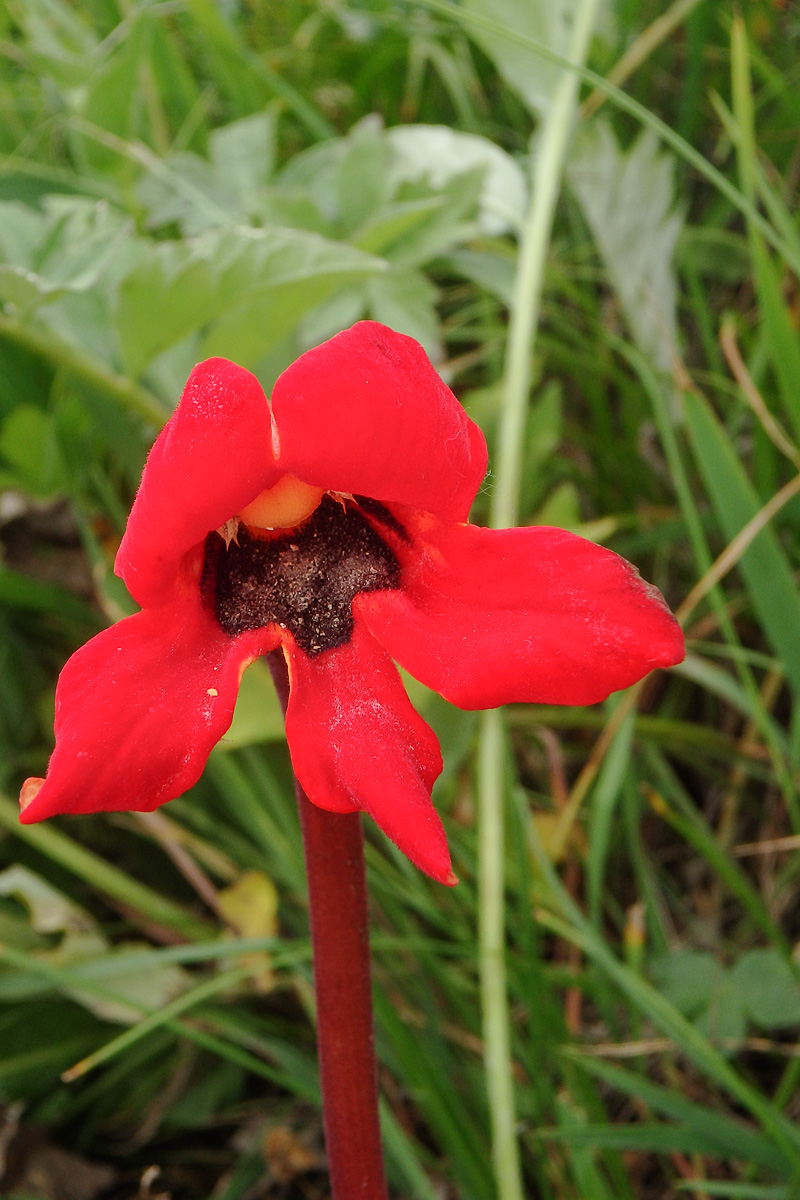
xmin=444 ymin=870 xmax=459 ymax=888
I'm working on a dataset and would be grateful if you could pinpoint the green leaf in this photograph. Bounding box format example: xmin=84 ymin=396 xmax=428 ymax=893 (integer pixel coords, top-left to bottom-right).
xmin=732 ymin=949 xmax=800 ymax=1031
xmin=335 ymin=116 xmax=393 ymax=236
xmin=116 ymin=227 xmax=386 ymax=373
xmin=445 ymin=248 xmax=516 ymax=306
xmin=386 ymin=124 xmax=527 ymax=235
xmin=569 ymin=121 xmax=683 ymax=375
xmin=365 ymin=269 xmax=440 ymax=359
xmin=353 ymin=197 xmax=447 ymax=256
xmin=209 ymin=110 xmax=277 ymax=209
xmin=0 ymin=197 xmax=131 ymax=316
xmin=137 ymin=152 xmax=242 ymax=235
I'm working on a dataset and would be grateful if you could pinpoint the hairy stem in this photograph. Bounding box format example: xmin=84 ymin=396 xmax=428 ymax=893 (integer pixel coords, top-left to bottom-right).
xmin=267 ymin=651 xmax=388 ymax=1200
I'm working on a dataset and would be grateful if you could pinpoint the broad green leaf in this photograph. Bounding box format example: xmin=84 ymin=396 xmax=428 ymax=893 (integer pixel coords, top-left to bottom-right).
xmin=116 ymin=227 xmax=386 ymax=373
xmin=365 ymin=269 xmax=440 ymax=358
xmin=353 ymin=197 xmax=447 ymax=256
xmin=137 ymin=152 xmax=242 ymax=235
xmin=209 ymin=110 xmax=277 ymax=209
xmin=136 ymin=114 xmax=274 ymax=235
xmin=386 ymin=124 xmax=527 ymax=235
xmin=336 ymin=116 xmax=393 ymax=236
xmin=697 ymin=970 xmax=747 ymax=1045
xmin=298 ymin=286 xmax=367 ymax=350
xmin=388 ymin=169 xmax=485 ymax=269
xmin=0 ymin=202 xmax=46 ymax=266
xmin=277 ymin=123 xmax=487 ymax=263
xmin=444 ymin=247 xmax=516 ymax=305
xmin=0 ymin=197 xmax=130 ymax=315
xmin=651 ymin=949 xmax=725 ymax=1018
xmin=732 ymin=949 xmax=800 ymax=1030
xmin=569 ymin=120 xmax=683 ymax=375
xmin=684 ymin=389 xmax=800 ymax=702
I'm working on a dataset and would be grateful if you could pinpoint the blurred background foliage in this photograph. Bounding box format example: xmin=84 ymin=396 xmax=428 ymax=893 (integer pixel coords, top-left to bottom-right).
xmin=1 ymin=0 xmax=800 ymax=1197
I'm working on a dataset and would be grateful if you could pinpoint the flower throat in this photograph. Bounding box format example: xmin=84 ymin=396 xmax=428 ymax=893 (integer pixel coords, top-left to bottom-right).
xmin=203 ymin=496 xmax=401 ymax=655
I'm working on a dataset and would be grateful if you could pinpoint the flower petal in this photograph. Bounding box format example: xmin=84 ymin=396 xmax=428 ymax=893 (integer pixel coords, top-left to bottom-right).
xmin=282 ymin=623 xmax=453 ymax=884
xmin=271 ymin=322 xmax=487 ymax=522
xmin=116 ymin=358 xmax=281 ymax=606
xmin=357 ymin=516 xmax=685 ymax=708
xmin=19 ymin=589 xmax=277 ymax=824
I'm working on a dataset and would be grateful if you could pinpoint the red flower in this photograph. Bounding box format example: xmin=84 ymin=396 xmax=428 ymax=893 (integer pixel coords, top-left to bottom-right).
xmin=19 ymin=322 xmax=683 ymax=883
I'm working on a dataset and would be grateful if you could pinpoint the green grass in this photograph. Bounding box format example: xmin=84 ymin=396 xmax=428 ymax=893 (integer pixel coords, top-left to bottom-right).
xmin=1 ymin=1 xmax=800 ymax=1197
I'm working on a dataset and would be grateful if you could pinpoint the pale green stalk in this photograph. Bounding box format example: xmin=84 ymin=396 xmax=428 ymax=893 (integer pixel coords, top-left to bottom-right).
xmin=478 ymin=3 xmax=601 ymax=1197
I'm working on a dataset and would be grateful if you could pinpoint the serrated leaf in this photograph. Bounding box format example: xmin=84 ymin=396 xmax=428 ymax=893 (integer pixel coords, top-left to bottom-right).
xmin=389 ymin=169 xmax=485 ymax=269
xmin=386 ymin=124 xmax=527 ymax=235
xmin=0 ymin=198 xmax=130 ymax=316
xmin=569 ymin=121 xmax=683 ymax=374
xmin=353 ymin=196 xmax=447 ymax=255
xmin=336 ymin=116 xmax=392 ymax=236
xmin=445 ymin=248 xmax=516 ymax=306
xmin=137 ymin=152 xmax=241 ymax=235
xmin=297 ymin=286 xmax=367 ymax=350
xmin=209 ymin=110 xmax=277 ymax=208
xmin=116 ymin=226 xmax=386 ymax=373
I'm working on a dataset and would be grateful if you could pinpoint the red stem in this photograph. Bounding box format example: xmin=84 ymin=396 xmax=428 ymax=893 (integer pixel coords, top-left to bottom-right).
xmin=267 ymin=651 xmax=389 ymax=1200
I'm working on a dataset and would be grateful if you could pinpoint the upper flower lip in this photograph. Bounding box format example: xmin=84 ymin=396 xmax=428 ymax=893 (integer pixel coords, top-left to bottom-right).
xmin=116 ymin=322 xmax=488 ymax=608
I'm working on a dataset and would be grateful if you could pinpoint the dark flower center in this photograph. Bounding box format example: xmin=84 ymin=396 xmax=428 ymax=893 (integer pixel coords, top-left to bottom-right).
xmin=203 ymin=496 xmax=401 ymax=656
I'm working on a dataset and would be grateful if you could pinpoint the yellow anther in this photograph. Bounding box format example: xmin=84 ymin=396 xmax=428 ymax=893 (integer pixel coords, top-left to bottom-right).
xmin=239 ymin=475 xmax=324 ymax=532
